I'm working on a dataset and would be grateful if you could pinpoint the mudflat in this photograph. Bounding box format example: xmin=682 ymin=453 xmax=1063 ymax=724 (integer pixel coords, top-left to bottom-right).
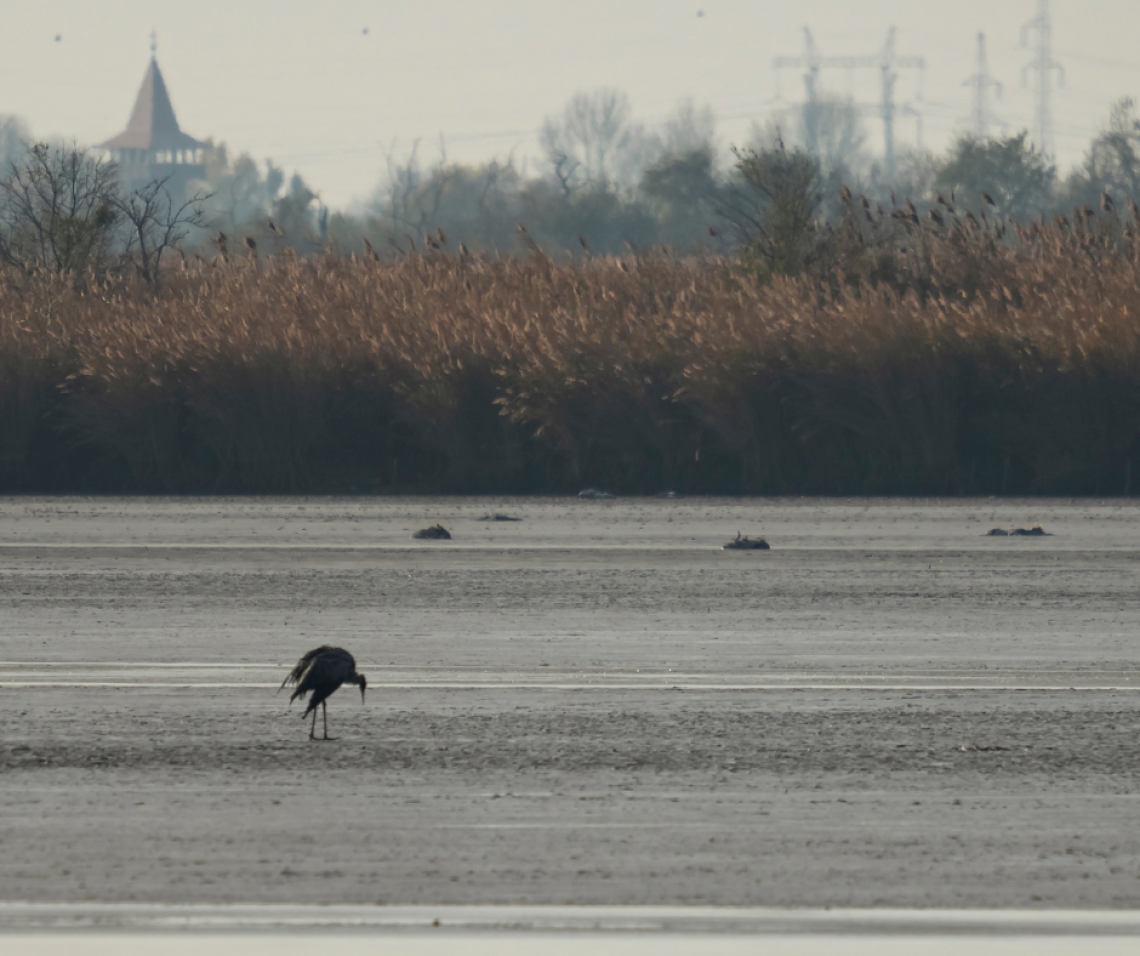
xmin=1 ymin=497 xmax=1138 ymax=908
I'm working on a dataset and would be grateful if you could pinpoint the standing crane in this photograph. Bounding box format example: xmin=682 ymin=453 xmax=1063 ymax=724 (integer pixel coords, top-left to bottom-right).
xmin=279 ymin=646 xmax=367 ymax=740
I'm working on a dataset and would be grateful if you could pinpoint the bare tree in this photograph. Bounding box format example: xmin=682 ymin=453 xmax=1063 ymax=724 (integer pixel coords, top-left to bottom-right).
xmin=0 ymin=142 xmax=119 ymax=275
xmin=0 ymin=142 xmax=210 ymax=287
xmin=114 ymin=177 xmax=210 ymax=288
xmin=540 ymin=89 xmax=659 ymax=194
xmin=374 ymin=139 xmax=459 ymax=240
xmin=893 ymin=147 xmax=940 ymax=205
xmin=798 ymin=95 xmax=867 ymax=180
xmin=0 ymin=116 xmax=31 ymax=171
xmin=661 ymin=99 xmax=717 ymax=156
xmin=1072 ymin=97 xmax=1140 ymax=204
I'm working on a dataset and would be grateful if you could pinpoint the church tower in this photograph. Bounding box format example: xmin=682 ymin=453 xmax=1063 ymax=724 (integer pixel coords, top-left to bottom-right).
xmin=99 ymin=36 xmax=207 ymax=198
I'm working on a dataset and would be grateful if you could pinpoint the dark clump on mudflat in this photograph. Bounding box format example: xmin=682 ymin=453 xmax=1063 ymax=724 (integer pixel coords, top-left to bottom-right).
xmin=723 ymin=533 xmax=770 ymax=551
xmin=985 ymin=524 xmax=1052 ymax=537
xmin=478 ymin=513 xmax=522 ymax=522
xmin=413 ymin=524 xmax=451 ymax=540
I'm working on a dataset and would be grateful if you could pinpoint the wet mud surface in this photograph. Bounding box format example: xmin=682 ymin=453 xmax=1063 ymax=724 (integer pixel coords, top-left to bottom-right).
xmin=1 ymin=497 xmax=1139 ymax=908
xmin=3 ymin=697 xmax=1139 ymax=777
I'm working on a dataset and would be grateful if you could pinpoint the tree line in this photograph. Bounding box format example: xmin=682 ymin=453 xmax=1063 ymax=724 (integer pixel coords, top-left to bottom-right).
xmin=3 ymin=89 xmax=1138 ymax=278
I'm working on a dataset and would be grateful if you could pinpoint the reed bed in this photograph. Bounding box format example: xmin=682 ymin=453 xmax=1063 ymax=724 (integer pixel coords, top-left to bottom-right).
xmin=2 ymin=216 xmax=1139 ymax=494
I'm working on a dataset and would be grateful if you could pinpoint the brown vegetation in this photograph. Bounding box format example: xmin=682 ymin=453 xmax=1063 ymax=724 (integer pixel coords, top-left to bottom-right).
xmin=2 ymin=208 xmax=1140 ymax=495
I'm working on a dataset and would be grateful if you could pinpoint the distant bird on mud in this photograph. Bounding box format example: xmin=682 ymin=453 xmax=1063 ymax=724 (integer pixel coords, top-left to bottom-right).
xmin=279 ymin=646 xmax=367 ymax=740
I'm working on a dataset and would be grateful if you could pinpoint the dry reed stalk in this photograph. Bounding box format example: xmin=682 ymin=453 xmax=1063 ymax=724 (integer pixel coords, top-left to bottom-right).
xmin=0 ymin=218 xmax=1138 ymax=492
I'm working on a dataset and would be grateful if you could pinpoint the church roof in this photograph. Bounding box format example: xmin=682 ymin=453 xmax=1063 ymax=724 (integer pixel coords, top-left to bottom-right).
xmin=99 ymin=57 xmax=206 ymax=152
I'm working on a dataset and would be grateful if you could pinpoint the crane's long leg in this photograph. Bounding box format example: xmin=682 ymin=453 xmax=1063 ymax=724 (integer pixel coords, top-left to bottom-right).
xmin=322 ymin=700 xmax=330 ymax=740
xmin=309 ymin=708 xmax=317 ymax=740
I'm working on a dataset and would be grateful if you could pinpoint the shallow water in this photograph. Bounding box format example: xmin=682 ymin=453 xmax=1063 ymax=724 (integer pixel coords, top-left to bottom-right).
xmin=3 ymin=494 xmax=1140 ymax=550
xmin=7 ymin=933 xmax=1140 ymax=956
xmin=4 ymin=903 xmax=1140 ymax=955
xmin=1 ymin=497 xmax=1139 ymax=910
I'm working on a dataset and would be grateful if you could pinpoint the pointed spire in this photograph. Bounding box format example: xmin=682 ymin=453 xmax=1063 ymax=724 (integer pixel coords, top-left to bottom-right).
xmin=99 ymin=53 xmax=205 ymax=152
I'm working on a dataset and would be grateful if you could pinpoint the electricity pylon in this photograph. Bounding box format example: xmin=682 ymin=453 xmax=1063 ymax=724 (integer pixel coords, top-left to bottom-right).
xmin=1021 ymin=0 xmax=1064 ymax=156
xmin=963 ymin=32 xmax=1003 ymax=139
xmin=773 ymin=26 xmax=925 ymax=182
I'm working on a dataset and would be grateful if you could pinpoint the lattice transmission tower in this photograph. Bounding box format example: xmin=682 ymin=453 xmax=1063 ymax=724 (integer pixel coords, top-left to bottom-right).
xmin=963 ymin=32 xmax=1003 ymax=139
xmin=1021 ymin=0 xmax=1065 ymax=156
xmin=773 ymin=27 xmax=925 ymax=182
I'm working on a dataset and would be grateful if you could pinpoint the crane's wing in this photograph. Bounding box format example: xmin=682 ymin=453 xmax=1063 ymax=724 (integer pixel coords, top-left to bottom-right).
xmin=279 ymin=646 xmax=355 ymax=704
xmin=279 ymin=645 xmax=342 ymax=694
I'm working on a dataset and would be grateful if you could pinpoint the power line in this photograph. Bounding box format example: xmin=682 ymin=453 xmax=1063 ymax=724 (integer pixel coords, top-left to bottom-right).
xmin=1054 ymin=49 xmax=1140 ymax=73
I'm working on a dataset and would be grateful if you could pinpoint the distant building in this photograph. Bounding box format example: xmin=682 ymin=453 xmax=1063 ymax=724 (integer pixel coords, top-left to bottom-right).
xmin=98 ymin=51 xmax=207 ymax=199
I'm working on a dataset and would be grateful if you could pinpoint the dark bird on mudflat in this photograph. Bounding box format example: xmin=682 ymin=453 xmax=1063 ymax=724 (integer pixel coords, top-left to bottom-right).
xmin=279 ymin=646 xmax=367 ymax=740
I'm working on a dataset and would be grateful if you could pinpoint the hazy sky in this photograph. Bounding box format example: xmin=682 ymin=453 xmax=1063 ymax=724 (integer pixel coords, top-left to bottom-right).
xmin=2 ymin=1 xmax=1137 ymax=209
